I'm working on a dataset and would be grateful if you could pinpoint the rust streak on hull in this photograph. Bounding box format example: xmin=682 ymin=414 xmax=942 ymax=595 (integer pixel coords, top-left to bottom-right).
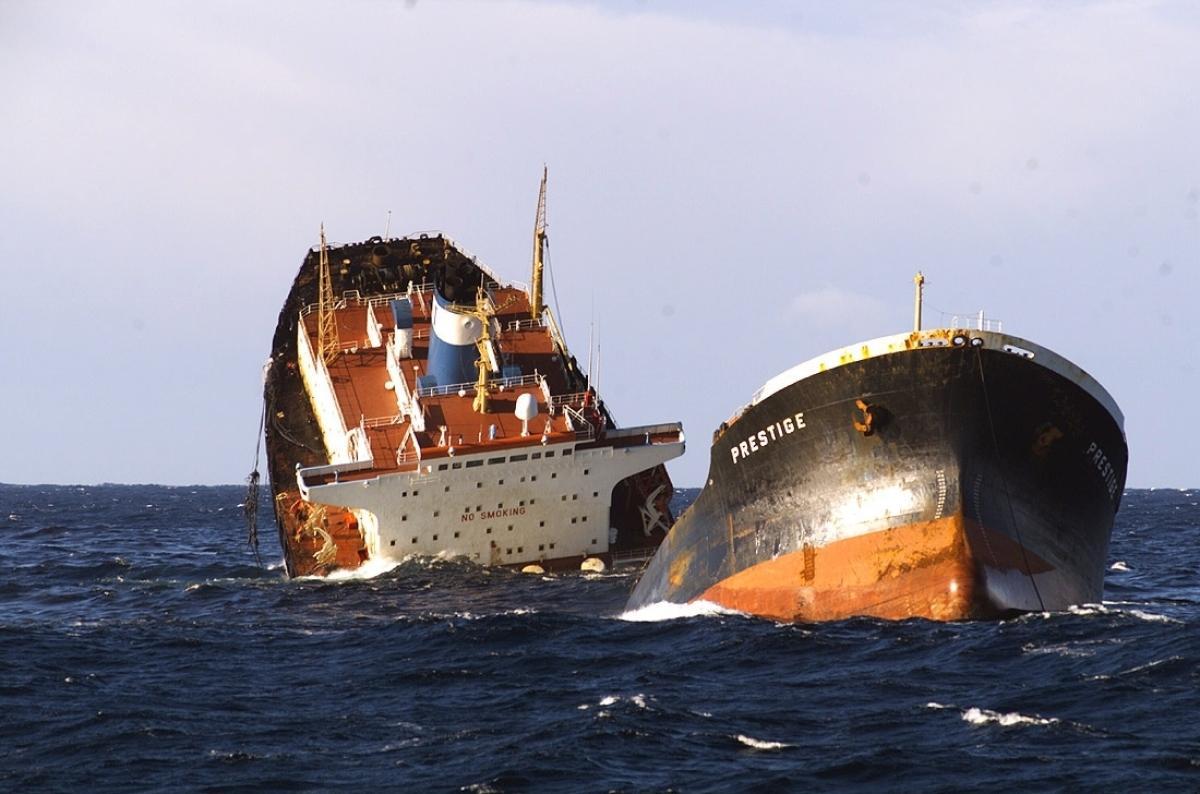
xmin=699 ymin=515 xmax=987 ymax=622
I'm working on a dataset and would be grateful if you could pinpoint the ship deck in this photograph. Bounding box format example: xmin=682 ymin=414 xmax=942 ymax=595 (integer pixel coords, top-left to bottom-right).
xmin=298 ymin=283 xmax=630 ymax=486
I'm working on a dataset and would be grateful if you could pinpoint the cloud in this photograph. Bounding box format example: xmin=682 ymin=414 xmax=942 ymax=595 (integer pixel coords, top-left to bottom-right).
xmin=789 ymin=286 xmax=887 ymax=327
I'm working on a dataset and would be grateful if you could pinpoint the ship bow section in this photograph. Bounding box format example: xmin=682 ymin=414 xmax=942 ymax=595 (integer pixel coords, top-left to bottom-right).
xmin=628 ymin=333 xmax=1127 ymax=621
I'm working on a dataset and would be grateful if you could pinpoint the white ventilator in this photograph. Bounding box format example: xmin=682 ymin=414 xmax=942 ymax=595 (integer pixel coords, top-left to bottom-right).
xmin=515 ymin=393 xmax=539 ymax=437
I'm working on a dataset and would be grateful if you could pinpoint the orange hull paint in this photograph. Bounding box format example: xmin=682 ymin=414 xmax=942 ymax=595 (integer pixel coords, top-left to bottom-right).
xmin=698 ymin=515 xmax=1003 ymax=622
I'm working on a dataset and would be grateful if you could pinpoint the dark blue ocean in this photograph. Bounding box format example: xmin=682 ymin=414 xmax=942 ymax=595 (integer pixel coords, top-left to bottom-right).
xmin=1 ymin=485 xmax=1198 ymax=792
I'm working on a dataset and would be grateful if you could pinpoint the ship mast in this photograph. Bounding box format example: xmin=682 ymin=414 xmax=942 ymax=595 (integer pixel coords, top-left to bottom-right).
xmin=529 ymin=166 xmax=548 ymax=320
xmin=913 ymin=271 xmax=925 ymax=332
xmin=317 ymin=224 xmax=340 ymax=365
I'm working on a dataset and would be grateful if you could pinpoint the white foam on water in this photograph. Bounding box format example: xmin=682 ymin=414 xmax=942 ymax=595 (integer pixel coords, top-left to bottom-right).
xmin=617 ymin=600 xmax=743 ymax=622
xmin=1021 ymin=642 xmax=1095 ymax=658
xmin=1110 ymin=561 xmax=1130 ymax=571
xmin=424 ymin=608 xmax=539 ymax=621
xmin=962 ymin=707 xmax=1059 ymax=727
xmin=924 ymin=702 xmax=953 ymax=710
xmin=735 ymin=734 xmax=792 ymax=750
xmin=1070 ymin=603 xmax=1180 ymax=624
xmin=631 ymin=694 xmax=648 ymax=709
xmin=598 ymin=695 xmax=619 ymax=706
xmin=1125 ymin=609 xmax=1181 ymax=624
xmin=301 ymin=557 xmax=401 ymax=582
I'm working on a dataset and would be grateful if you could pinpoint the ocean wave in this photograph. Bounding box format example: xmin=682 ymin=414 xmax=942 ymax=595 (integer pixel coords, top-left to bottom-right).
xmin=735 ymin=734 xmax=792 ymax=750
xmin=1069 ymin=603 xmax=1181 ymax=624
xmin=616 ymin=600 xmax=743 ymax=622
xmin=927 ymin=702 xmax=1059 ymax=728
xmin=298 ymin=557 xmax=402 ymax=582
xmin=961 ymin=707 xmax=1059 ymax=727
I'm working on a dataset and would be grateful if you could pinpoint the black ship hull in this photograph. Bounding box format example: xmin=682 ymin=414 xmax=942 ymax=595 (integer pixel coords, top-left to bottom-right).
xmin=627 ymin=331 xmax=1128 ymax=621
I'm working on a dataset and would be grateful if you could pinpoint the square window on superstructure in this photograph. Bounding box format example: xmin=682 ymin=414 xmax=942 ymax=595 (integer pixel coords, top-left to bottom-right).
xmin=517 ymin=546 xmax=523 ymax=553
xmin=563 ymin=450 xmax=572 ymax=457
xmin=582 ymin=516 xmax=587 ymax=522
xmin=593 ymin=491 xmax=598 ymax=498
xmin=487 ymin=528 xmax=492 ymax=534
xmin=488 ymin=457 xmax=505 ymax=465
xmin=549 ymin=542 xmax=555 ymax=549
xmin=532 ymin=452 xmax=542 ymax=460
xmin=584 ymin=469 xmax=589 ymax=475
xmin=498 ymin=479 xmax=504 ymax=485
xmin=476 ymin=482 xmax=483 ymax=489
xmin=511 ymin=454 xmax=528 ymax=462
xmin=466 ymin=460 xmax=483 ymax=469
xmin=590 ymin=538 xmax=597 ymax=545
xmin=390 ymin=540 xmax=396 ymax=547
xmin=412 ymin=537 xmax=418 ymax=543
xmin=433 ymin=534 xmax=438 ymax=541
xmin=506 ymin=548 xmax=513 ymax=555
xmin=444 ymin=486 xmax=450 ymax=492
xmin=571 ymin=517 xmax=577 ymax=524
xmin=531 ymin=475 xmax=537 ymax=482
xmin=413 ymin=490 xmax=419 ymax=496
xmin=539 ymin=521 xmax=545 ymax=527
xmin=538 ymin=544 xmax=544 ymax=551
xmin=402 ymin=515 xmax=408 ymax=521
xmin=452 ymin=462 xmax=462 ymax=470
xmin=438 ymin=464 xmax=448 ymax=471
xmin=551 ymin=473 xmax=557 ymax=479
xmin=454 ymin=531 xmax=460 ymax=538
xmin=545 ymin=451 xmax=555 ymax=458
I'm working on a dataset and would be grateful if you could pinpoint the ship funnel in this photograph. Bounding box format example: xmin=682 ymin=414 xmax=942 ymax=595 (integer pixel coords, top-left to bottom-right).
xmin=371 ymin=244 xmax=390 ymax=268
xmin=425 ymin=292 xmax=482 ymax=387
xmin=515 ymin=393 xmax=539 ymax=436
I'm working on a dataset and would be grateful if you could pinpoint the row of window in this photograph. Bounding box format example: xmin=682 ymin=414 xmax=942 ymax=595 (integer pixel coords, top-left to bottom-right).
xmin=436 ymin=448 xmax=573 ymax=472
xmin=390 ymin=522 xmax=596 ymax=547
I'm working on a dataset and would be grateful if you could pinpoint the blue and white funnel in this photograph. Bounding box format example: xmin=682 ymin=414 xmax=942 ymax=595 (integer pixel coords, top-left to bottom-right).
xmin=425 ymin=291 xmax=482 ymax=387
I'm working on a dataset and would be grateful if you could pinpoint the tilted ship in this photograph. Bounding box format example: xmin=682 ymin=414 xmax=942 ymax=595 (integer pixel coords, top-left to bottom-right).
xmin=627 ymin=275 xmax=1128 ymax=621
xmin=261 ymin=172 xmax=683 ymax=577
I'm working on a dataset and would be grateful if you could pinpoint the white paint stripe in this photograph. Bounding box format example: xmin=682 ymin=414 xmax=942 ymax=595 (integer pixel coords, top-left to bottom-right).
xmin=748 ymin=329 xmax=1124 ymax=430
xmin=431 ymin=292 xmax=482 ymax=346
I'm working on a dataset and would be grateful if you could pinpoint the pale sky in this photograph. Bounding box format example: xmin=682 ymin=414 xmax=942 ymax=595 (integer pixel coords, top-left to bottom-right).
xmin=1 ymin=0 xmax=1196 ymax=487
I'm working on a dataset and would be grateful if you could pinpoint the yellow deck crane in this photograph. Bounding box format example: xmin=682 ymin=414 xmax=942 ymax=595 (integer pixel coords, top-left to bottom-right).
xmin=529 ymin=166 xmax=548 ymax=320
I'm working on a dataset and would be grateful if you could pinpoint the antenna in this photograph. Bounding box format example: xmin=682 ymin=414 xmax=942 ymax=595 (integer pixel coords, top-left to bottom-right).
xmin=530 ymin=166 xmax=548 ymax=320
xmin=913 ymin=271 xmax=925 ymax=332
xmin=587 ymin=297 xmax=595 ymax=388
xmin=384 ymin=209 xmax=392 ymax=240
xmin=317 ymin=224 xmax=340 ymax=365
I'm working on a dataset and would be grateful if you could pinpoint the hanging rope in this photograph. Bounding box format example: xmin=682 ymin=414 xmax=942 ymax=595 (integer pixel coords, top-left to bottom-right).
xmin=975 ymin=346 xmax=1045 ymax=612
xmin=545 ymin=240 xmax=566 ymax=340
xmin=244 ymin=399 xmax=267 ymax=568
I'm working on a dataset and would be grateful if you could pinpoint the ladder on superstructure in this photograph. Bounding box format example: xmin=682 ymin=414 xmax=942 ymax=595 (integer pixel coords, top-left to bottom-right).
xmin=317 ymin=224 xmax=340 ymax=366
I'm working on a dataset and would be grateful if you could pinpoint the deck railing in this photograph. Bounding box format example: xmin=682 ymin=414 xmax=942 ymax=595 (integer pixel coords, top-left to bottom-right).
xmin=416 ymin=372 xmax=542 ymax=399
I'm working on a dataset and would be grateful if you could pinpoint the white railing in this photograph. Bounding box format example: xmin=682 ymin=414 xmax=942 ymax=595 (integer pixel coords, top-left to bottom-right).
xmin=300 ymin=283 xmax=436 ymax=318
xmin=506 ymin=317 xmax=547 ymax=333
xmin=944 ymin=312 xmax=1004 ymax=333
xmin=416 ymin=372 xmax=542 ymax=398
xmin=551 ymin=391 xmax=588 ymax=409
xmin=362 ymin=414 xmax=405 ymax=429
